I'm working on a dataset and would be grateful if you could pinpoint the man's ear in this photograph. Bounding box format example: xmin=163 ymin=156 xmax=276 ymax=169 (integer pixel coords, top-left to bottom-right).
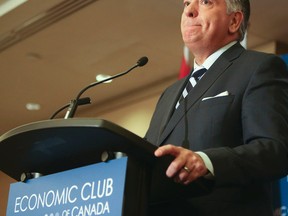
xmin=228 ymin=11 xmax=243 ymax=34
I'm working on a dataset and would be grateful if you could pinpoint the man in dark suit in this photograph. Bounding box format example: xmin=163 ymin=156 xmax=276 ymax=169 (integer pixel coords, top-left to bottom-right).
xmin=145 ymin=0 xmax=288 ymax=215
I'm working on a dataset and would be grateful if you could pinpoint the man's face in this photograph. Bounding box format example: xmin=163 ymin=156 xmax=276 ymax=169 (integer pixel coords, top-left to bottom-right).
xmin=181 ymin=0 xmax=235 ymax=53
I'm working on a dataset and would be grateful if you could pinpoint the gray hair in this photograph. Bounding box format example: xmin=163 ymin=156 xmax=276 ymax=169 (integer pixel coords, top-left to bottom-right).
xmin=225 ymin=0 xmax=250 ymax=41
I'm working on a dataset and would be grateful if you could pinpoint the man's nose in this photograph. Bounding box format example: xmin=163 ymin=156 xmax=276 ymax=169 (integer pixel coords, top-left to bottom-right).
xmin=184 ymin=1 xmax=198 ymax=17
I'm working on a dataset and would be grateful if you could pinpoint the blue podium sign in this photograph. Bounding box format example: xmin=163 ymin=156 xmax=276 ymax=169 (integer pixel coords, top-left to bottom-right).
xmin=7 ymin=157 xmax=128 ymax=216
xmin=279 ymin=176 xmax=288 ymax=214
xmin=277 ymin=54 xmax=288 ymax=215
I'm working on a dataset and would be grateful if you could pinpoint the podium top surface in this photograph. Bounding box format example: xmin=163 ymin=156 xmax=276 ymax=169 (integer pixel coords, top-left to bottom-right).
xmin=0 ymin=118 xmax=157 ymax=181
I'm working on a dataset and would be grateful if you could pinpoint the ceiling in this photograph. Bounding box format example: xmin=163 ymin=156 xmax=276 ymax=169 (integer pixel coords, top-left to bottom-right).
xmin=0 ymin=0 xmax=288 ymax=135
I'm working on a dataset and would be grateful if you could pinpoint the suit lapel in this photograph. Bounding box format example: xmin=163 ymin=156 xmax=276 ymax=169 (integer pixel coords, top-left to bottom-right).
xmin=158 ymin=43 xmax=245 ymax=145
xmin=154 ymin=78 xmax=188 ymax=144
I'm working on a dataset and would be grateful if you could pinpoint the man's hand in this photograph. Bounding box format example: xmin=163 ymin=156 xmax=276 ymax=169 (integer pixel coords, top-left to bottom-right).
xmin=154 ymin=145 xmax=208 ymax=185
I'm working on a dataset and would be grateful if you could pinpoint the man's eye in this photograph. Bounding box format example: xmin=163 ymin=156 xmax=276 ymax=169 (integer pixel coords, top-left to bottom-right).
xmin=200 ymin=0 xmax=211 ymax=5
xmin=183 ymin=1 xmax=190 ymax=7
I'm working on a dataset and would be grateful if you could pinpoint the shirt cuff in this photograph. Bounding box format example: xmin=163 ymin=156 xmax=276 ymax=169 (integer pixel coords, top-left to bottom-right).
xmin=196 ymin=151 xmax=215 ymax=176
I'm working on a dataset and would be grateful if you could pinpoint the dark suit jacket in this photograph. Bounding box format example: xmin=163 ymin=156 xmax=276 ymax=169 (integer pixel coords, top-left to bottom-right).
xmin=145 ymin=43 xmax=288 ymax=216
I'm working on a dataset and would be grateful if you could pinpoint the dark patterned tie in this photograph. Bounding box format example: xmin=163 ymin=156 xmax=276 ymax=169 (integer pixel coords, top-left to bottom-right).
xmin=175 ymin=68 xmax=207 ymax=109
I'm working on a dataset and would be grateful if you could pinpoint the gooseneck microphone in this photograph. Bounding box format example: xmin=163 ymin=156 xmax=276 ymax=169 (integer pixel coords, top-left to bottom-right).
xmin=50 ymin=97 xmax=91 ymax=119
xmin=63 ymin=56 xmax=149 ymax=119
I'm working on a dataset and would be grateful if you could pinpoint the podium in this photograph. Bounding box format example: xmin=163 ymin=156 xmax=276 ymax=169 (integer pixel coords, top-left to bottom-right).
xmin=0 ymin=119 xmax=212 ymax=216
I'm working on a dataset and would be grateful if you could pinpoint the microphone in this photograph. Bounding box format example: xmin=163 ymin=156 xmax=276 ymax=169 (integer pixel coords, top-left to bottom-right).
xmin=137 ymin=56 xmax=149 ymax=67
xmin=50 ymin=97 xmax=91 ymax=119
xmin=64 ymin=56 xmax=149 ymax=119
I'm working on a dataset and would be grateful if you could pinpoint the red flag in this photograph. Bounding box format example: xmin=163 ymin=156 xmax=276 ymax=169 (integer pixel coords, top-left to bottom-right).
xmin=178 ymin=46 xmax=191 ymax=79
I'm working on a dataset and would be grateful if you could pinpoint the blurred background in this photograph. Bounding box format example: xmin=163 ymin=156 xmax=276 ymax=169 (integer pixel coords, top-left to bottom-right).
xmin=1 ymin=0 xmax=288 ymax=215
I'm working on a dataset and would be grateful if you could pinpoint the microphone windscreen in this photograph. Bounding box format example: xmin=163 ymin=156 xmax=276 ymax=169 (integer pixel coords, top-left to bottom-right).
xmin=137 ymin=56 xmax=149 ymax=67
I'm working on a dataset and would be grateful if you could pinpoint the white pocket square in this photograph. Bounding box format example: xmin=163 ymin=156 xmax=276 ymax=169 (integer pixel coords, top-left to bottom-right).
xmin=202 ymin=91 xmax=230 ymax=101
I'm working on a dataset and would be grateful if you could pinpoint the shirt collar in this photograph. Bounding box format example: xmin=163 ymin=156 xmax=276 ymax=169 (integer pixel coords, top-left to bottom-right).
xmin=194 ymin=41 xmax=237 ymax=71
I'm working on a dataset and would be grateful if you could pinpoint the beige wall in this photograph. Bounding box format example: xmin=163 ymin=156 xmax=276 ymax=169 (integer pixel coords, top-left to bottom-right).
xmin=252 ymin=40 xmax=288 ymax=55
xmin=0 ymin=171 xmax=16 ymax=215
xmin=98 ymin=93 xmax=160 ymax=137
